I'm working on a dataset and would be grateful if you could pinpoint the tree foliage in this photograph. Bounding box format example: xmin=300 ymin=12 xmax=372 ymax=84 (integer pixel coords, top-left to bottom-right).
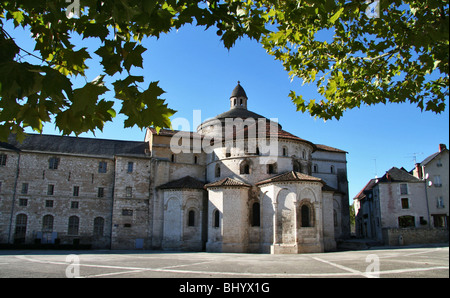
xmin=0 ymin=0 xmax=448 ymax=141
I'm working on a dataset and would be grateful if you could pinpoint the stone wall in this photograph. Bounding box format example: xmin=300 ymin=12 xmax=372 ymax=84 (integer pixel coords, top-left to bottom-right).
xmin=382 ymin=227 xmax=449 ymax=246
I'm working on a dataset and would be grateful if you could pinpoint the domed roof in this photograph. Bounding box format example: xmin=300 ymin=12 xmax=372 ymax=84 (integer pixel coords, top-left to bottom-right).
xmin=230 ymin=81 xmax=247 ymax=98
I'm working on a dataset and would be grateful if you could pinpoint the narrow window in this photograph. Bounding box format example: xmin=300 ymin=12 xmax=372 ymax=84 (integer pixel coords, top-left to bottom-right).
xmin=14 ymin=214 xmax=27 ymax=243
xmin=0 ymin=154 xmax=7 ymax=166
xmin=68 ymin=216 xmax=79 ymax=235
xmin=188 ymin=210 xmax=195 ymax=227
xmin=215 ymin=164 xmax=221 ymax=178
xmin=194 ymin=155 xmax=198 ymax=164
xmin=98 ymin=187 xmax=104 ymax=198
xmin=330 ymin=165 xmax=335 ymax=174
xmin=73 ymin=186 xmax=79 ymax=197
xmin=214 ymin=210 xmax=220 ymax=228
xmin=127 ymin=162 xmax=134 ymax=173
xmin=171 ymin=154 xmax=175 ymax=162
xmin=47 ymin=184 xmax=54 ymax=195
xmin=21 ymin=183 xmax=28 ymax=194
xmin=251 ymin=202 xmax=260 ymax=227
xmin=301 ymin=205 xmax=311 ymax=227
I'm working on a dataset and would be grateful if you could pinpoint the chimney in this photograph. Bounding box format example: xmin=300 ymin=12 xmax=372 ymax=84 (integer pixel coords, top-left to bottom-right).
xmin=415 ymin=163 xmax=423 ymax=179
xmin=439 ymin=144 xmax=447 ymax=152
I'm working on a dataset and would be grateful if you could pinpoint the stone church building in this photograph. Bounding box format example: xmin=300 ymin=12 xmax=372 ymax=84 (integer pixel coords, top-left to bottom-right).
xmin=0 ymin=83 xmax=350 ymax=253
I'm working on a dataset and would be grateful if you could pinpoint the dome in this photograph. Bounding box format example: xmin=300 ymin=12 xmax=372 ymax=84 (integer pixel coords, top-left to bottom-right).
xmin=230 ymin=81 xmax=247 ymax=98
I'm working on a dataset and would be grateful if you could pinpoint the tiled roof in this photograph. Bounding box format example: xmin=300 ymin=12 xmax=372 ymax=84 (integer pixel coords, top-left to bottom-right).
xmin=315 ymin=144 xmax=347 ymax=153
xmin=157 ymin=176 xmax=205 ymax=190
xmin=378 ymin=167 xmax=421 ymax=183
xmin=223 ymin=121 xmax=316 ymax=149
xmin=256 ymin=171 xmax=324 ymax=186
xmin=205 ymin=177 xmax=251 ymax=188
xmin=1 ymin=133 xmax=147 ymax=157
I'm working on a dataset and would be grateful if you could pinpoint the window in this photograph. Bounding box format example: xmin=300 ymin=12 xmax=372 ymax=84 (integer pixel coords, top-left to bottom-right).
xmin=0 ymin=154 xmax=7 ymax=166
xmin=434 ymin=175 xmax=442 ymax=187
xmin=21 ymin=183 xmax=28 ymax=194
xmin=98 ymin=187 xmax=104 ymax=198
xmin=68 ymin=216 xmax=80 ymax=235
xmin=240 ymin=161 xmax=251 ymax=174
xmin=251 ymin=202 xmax=260 ymax=227
xmin=301 ymin=205 xmax=311 ymax=227
xmin=330 ymin=165 xmax=335 ymax=174
xmin=48 ymin=157 xmax=60 ymax=169
xmin=401 ymin=198 xmax=409 ymax=209
xmin=127 ymin=162 xmax=134 ymax=173
xmin=171 ymin=154 xmax=175 ymax=162
xmin=293 ymin=161 xmax=301 ymax=172
xmin=400 ymin=183 xmax=408 ymax=195
xmin=45 ymin=200 xmax=54 ymax=207
xmin=267 ymin=163 xmax=277 ymax=174
xmin=437 ymin=196 xmax=445 ymax=208
xmin=302 ymin=150 xmax=306 ymax=159
xmin=42 ymin=215 xmax=54 ymax=232
xmin=73 ymin=186 xmax=79 ymax=197
xmin=47 ymin=184 xmax=54 ymax=195
xmin=194 ymin=155 xmax=198 ymax=164
xmin=213 ymin=210 xmax=220 ymax=228
xmin=14 ymin=214 xmax=27 ymax=243
xmin=19 ymin=198 xmax=28 ymax=206
xmin=188 ymin=210 xmax=195 ymax=227
xmin=71 ymin=201 xmax=79 ymax=209
xmin=93 ymin=217 xmax=104 ymax=236
xmin=215 ymin=164 xmax=221 ymax=178
xmin=398 ymin=215 xmax=415 ymax=228
xmin=98 ymin=161 xmax=107 ymax=173
xmin=126 ymin=186 xmax=132 ymax=198
xmin=282 ymin=147 xmax=288 ymax=156
xmin=313 ymin=164 xmax=318 ymax=173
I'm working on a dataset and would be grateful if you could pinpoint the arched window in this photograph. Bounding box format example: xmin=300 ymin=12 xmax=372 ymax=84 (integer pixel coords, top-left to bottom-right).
xmin=282 ymin=147 xmax=288 ymax=156
xmin=42 ymin=215 xmax=54 ymax=232
xmin=330 ymin=165 xmax=335 ymax=173
xmin=93 ymin=217 xmax=104 ymax=236
xmin=293 ymin=161 xmax=301 ymax=172
xmin=15 ymin=214 xmax=27 ymax=243
xmin=213 ymin=210 xmax=220 ymax=228
xmin=251 ymin=202 xmax=260 ymax=227
xmin=300 ymin=203 xmax=314 ymax=227
xmin=240 ymin=160 xmax=251 ymax=174
xmin=68 ymin=216 xmax=79 ymax=235
xmin=188 ymin=210 xmax=195 ymax=227
xmin=313 ymin=164 xmax=318 ymax=173
xmin=215 ymin=164 xmax=221 ymax=177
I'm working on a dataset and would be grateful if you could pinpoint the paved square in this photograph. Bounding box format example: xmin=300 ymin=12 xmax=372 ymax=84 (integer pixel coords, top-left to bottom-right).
xmin=0 ymin=245 xmax=448 ymax=278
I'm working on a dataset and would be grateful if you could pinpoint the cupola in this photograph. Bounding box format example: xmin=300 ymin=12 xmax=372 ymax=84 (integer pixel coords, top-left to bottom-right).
xmin=230 ymin=81 xmax=248 ymax=110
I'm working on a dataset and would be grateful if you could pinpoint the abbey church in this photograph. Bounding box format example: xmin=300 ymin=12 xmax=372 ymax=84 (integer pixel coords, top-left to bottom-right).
xmin=0 ymin=83 xmax=350 ymax=253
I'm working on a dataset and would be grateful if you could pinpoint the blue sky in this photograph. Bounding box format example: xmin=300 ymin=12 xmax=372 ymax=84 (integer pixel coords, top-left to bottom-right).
xmin=6 ymin=21 xmax=449 ymax=203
